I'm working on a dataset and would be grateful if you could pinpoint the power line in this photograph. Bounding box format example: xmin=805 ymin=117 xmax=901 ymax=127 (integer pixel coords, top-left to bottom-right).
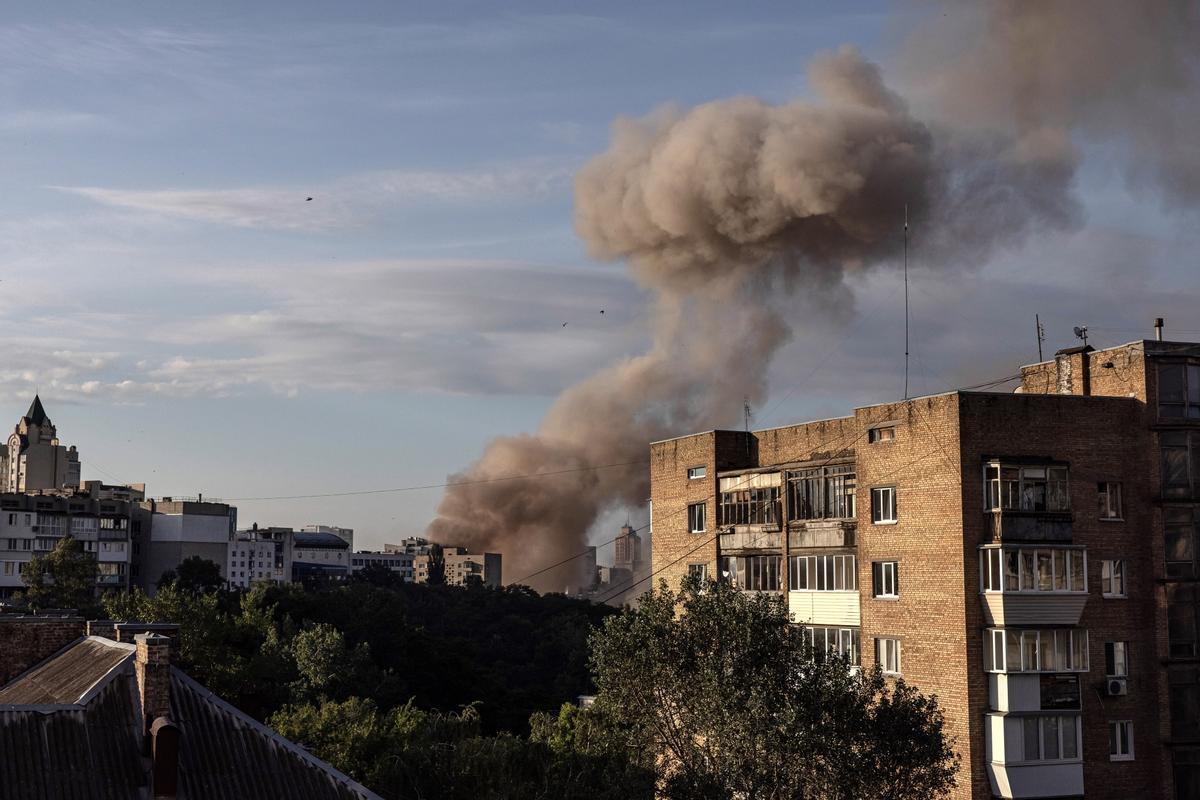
xmin=217 ymin=459 xmax=650 ymax=502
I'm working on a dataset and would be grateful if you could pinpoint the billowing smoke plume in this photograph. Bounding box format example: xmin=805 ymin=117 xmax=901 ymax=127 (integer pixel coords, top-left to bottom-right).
xmin=428 ymin=4 xmax=1199 ymax=591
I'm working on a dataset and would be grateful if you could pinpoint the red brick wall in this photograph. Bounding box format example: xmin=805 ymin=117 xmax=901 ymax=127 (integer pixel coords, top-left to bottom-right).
xmin=959 ymin=391 xmax=1163 ymax=800
xmin=0 ymin=615 xmax=85 ymax=683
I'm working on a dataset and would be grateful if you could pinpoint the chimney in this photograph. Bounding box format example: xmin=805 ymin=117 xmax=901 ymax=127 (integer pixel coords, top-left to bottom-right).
xmin=134 ymin=633 xmax=172 ymax=746
xmin=1155 ymin=317 xmax=1164 ymax=341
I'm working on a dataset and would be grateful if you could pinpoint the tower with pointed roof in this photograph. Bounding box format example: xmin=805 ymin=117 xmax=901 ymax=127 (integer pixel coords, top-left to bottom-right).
xmin=1 ymin=395 xmax=81 ymax=492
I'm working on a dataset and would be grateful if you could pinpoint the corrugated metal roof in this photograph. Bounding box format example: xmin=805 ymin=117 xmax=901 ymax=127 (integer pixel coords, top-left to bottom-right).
xmin=0 ymin=637 xmax=382 ymax=800
xmin=170 ymin=669 xmax=381 ymax=800
xmin=0 ymin=637 xmax=134 ymax=705
xmin=0 ymin=677 xmax=147 ymax=800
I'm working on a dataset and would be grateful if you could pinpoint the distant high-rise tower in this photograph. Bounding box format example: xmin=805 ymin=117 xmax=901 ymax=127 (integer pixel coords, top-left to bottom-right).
xmin=2 ymin=396 xmax=81 ymax=493
xmin=614 ymin=524 xmax=643 ymax=572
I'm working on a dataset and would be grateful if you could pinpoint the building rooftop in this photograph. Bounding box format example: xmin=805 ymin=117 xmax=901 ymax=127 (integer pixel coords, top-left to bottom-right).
xmin=23 ymin=394 xmax=48 ymax=426
xmin=0 ymin=637 xmax=133 ymax=705
xmin=0 ymin=635 xmax=382 ymax=800
xmin=293 ymin=531 xmax=351 ymax=549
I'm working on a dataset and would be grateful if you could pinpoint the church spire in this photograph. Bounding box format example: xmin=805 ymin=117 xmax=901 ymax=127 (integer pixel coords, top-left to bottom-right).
xmin=25 ymin=394 xmax=48 ymax=426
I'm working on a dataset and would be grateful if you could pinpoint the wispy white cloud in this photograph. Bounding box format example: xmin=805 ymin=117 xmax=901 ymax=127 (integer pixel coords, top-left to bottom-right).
xmin=53 ymin=160 xmax=574 ymax=231
xmin=0 ymin=257 xmax=648 ymax=403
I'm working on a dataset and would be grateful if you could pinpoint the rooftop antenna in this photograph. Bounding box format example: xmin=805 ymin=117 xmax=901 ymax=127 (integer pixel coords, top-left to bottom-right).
xmin=1073 ymin=325 xmax=1089 ymax=347
xmin=903 ymin=205 xmax=910 ymax=400
xmin=743 ymin=397 xmax=753 ymax=460
xmin=1035 ymin=314 xmax=1045 ymax=361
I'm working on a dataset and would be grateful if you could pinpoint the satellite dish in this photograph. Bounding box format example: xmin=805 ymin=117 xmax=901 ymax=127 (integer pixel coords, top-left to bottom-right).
xmin=1073 ymin=325 xmax=1089 ymax=345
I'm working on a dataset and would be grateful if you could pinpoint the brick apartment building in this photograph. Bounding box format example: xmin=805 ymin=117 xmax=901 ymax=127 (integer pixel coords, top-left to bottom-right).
xmin=649 ymin=337 xmax=1200 ymax=800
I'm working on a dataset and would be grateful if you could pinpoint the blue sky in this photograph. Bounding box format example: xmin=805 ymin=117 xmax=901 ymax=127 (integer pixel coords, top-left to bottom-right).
xmin=1 ymin=2 xmax=1196 ymax=555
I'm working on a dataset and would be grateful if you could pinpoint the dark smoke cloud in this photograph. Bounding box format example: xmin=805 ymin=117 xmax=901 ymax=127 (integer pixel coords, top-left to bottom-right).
xmin=428 ymin=6 xmax=1199 ymax=590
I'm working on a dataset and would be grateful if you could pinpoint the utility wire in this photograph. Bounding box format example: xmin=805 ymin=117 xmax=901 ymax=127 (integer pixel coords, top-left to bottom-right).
xmin=216 ymin=459 xmax=650 ymax=502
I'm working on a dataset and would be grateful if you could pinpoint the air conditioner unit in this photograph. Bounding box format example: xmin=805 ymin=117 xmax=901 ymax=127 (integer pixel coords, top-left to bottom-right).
xmin=1106 ymin=676 xmax=1128 ymax=696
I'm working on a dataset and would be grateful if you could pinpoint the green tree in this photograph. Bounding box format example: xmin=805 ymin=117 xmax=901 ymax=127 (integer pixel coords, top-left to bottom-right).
xmin=589 ymin=579 xmax=959 ymax=800
xmin=425 ymin=544 xmax=446 ymax=586
xmin=157 ymin=555 xmax=224 ymax=594
xmin=21 ymin=535 xmax=98 ymax=611
xmin=290 ymin=622 xmax=378 ymax=702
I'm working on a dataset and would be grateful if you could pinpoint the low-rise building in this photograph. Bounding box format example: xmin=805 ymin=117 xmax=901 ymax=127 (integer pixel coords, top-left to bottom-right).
xmin=350 ymin=550 xmax=415 ymax=580
xmin=292 ymin=530 xmax=350 ymax=582
xmin=302 ymin=523 xmax=354 ymax=551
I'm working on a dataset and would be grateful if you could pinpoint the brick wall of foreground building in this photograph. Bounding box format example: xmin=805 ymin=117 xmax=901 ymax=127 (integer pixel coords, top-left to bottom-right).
xmin=649 ymin=339 xmax=1199 ymax=800
xmin=0 ymin=614 xmax=86 ymax=683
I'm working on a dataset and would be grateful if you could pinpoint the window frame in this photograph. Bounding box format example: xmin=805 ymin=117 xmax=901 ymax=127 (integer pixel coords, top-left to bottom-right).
xmin=687 ymin=563 xmax=709 ymax=583
xmin=786 ymin=464 xmax=856 ymax=521
xmin=1017 ymin=714 xmax=1083 ymax=764
xmin=984 ymin=462 xmax=1070 ymax=512
xmin=1098 ymin=482 xmax=1123 ymax=521
xmin=788 ymin=554 xmax=857 ymax=592
xmin=979 ymin=546 xmax=1088 ymax=594
xmin=1158 ymin=362 xmax=1200 ymax=420
xmin=875 ymin=636 xmax=902 ymax=676
xmin=984 ymin=627 xmax=1089 ymax=673
xmin=1105 ymin=641 xmax=1129 ymax=678
xmin=686 ymin=466 xmax=707 ymax=480
xmin=868 ymin=426 xmax=896 ymax=444
xmin=872 ymin=560 xmax=899 ymax=599
xmin=1101 ymin=559 xmax=1127 ymax=598
xmin=1109 ymin=720 xmax=1135 ymax=761
xmin=687 ymin=502 xmax=706 ymax=533
xmin=871 ymin=486 xmax=897 ymax=525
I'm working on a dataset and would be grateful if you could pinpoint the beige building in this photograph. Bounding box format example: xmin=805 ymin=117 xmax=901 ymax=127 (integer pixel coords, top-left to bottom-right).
xmin=2 ymin=396 xmax=80 ymax=493
xmin=650 ymin=338 xmax=1200 ymax=800
xmin=138 ymin=498 xmax=236 ymax=591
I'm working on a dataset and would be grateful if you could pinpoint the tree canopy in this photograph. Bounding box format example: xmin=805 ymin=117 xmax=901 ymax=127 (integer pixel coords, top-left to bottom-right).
xmin=588 ymin=578 xmax=960 ymax=800
xmin=157 ymin=555 xmax=224 ymax=594
xmin=20 ymin=535 xmax=98 ymax=611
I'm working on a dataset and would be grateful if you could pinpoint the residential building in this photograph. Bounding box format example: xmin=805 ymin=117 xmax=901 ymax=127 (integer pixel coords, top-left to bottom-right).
xmin=0 ymin=492 xmax=136 ymax=598
xmin=410 ymin=545 xmax=501 ymax=587
xmin=384 ymin=536 xmax=433 ymax=556
xmin=138 ymin=498 xmax=237 ymax=591
xmin=1 ymin=396 xmax=81 ymax=493
xmin=649 ymin=337 xmax=1200 ymax=800
xmin=614 ymin=523 xmax=644 ymax=572
xmin=302 ymin=523 xmax=354 ymax=551
xmin=227 ymin=528 xmax=283 ymax=588
xmin=292 ymin=530 xmax=350 ymax=582
xmin=0 ymin=614 xmax=381 ymax=799
xmin=350 ymin=551 xmax=416 ymax=581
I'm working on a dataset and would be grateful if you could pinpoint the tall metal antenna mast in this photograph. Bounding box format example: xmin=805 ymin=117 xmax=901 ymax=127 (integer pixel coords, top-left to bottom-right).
xmin=903 ymin=205 xmax=910 ymax=400
xmin=1035 ymin=314 xmax=1045 ymax=361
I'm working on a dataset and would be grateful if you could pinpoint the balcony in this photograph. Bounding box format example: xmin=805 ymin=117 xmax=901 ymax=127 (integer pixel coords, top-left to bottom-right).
xmin=987 ymin=762 xmax=1083 ymax=799
xmin=981 ymin=593 xmax=1087 ymax=626
xmin=788 ymin=519 xmax=855 ymax=550
xmin=788 ymin=590 xmax=860 ymax=627
xmin=985 ymin=510 xmax=1072 ymax=543
xmin=719 ymin=527 xmax=782 ymax=553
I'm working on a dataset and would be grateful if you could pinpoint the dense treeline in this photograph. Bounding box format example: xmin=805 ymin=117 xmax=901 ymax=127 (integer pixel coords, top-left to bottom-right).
xmin=88 ymin=558 xmax=958 ymax=799
xmin=102 ymin=566 xmax=613 ymax=732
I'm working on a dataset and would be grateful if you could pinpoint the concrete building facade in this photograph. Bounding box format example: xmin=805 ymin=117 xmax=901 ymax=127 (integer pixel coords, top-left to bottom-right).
xmin=350 ymin=551 xmax=416 ymax=581
xmin=292 ymin=530 xmax=350 ymax=582
xmin=138 ymin=498 xmax=236 ymax=591
xmin=0 ymin=492 xmax=136 ymax=598
xmin=649 ymin=339 xmax=1200 ymax=800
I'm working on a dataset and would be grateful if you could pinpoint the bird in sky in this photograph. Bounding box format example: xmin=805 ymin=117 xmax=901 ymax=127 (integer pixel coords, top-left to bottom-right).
xmin=562 ymin=322 xmax=568 ymax=327
xmin=306 ymin=197 xmax=313 ymax=201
